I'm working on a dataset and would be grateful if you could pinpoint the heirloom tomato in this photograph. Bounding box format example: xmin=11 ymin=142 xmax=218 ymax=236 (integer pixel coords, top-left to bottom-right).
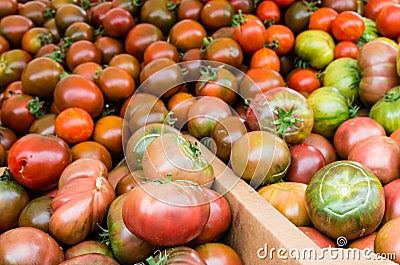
xmin=375 ymin=217 xmax=400 ymax=264
xmin=264 ymin=24 xmax=294 ymax=56
xmin=331 ymin=11 xmax=365 ymax=42
xmin=18 ymin=195 xmax=52 ymax=233
xmin=375 ymin=3 xmax=400 ymax=39
xmin=308 ymin=7 xmax=338 ymax=35
xmin=195 ymin=243 xmax=243 ymax=265
xmin=168 ymin=19 xmax=207 ymax=52
xmin=64 ymin=240 xmax=113 ymax=260
xmin=147 ymin=246 xmax=207 ymax=265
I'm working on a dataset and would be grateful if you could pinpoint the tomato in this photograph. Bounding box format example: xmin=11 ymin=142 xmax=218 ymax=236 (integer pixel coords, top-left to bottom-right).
xmin=50 ymin=168 xmax=115 ymax=245
xmin=200 ymin=0 xmax=234 ymax=32
xmin=232 ymin=12 xmax=267 ymax=55
xmin=331 ymin=11 xmax=365 ymax=42
xmin=107 ymin=194 xmax=156 ymax=264
xmin=71 ymin=141 xmax=112 ymax=170
xmin=306 ymin=160 xmax=385 ymax=241
xmin=308 ymin=7 xmax=338 ymax=35
xmin=246 ymin=87 xmax=314 ymax=144
xmin=333 ymin=117 xmax=386 ymax=159
xmin=8 ymin=133 xmax=72 ymax=191
xmin=64 ymin=21 xmax=94 ymax=42
xmin=64 ymin=240 xmax=113 ymax=260
xmin=294 ymin=29 xmax=335 ymax=69
xmin=29 ymin=113 xmax=57 ymax=135
xmin=187 ymin=96 xmax=232 ymax=139
xmin=375 ymin=217 xmax=400 ymax=263
xmin=0 ymin=35 xmax=10 ymax=55
xmin=65 ymin=39 xmax=102 ymax=71
xmin=307 ymin=86 xmax=350 ymax=140
xmin=122 ymin=178 xmax=210 ymax=247
xmin=125 ymin=23 xmax=164 ymax=62
xmin=375 ymin=3 xmax=400 ymax=39
xmin=259 ymin=182 xmax=311 ymax=227
xmin=168 ymin=19 xmax=207 ymax=53
xmin=284 ymin=0 xmax=317 ymax=35
xmin=53 ymin=74 xmax=105 ymax=118
xmin=256 ymin=0 xmax=281 ymax=25
xmin=0 ymin=15 xmax=34 ymax=48
xmin=0 ymin=168 xmax=30 ymax=233
xmin=231 ymin=130 xmax=290 ymax=188
xmin=0 ymin=227 xmax=64 ymax=265
xmin=348 ymin=232 xmax=377 ymax=251
xmin=139 ymin=57 xmax=184 ymax=98
xmin=126 ymin=101 xmax=169 ymax=134
xmin=348 ymin=136 xmax=400 ymax=185
xmin=125 ymin=123 xmax=180 ymax=170
xmin=89 ymin=1 xmax=112 ymax=28
xmin=383 ymin=179 xmax=400 ymax=224
xmin=108 ymin=53 xmax=142 ymax=85
xmin=0 ymin=49 xmax=32 ymax=89
xmin=369 ymin=86 xmax=400 ymax=134
xmin=321 ymin=0 xmax=358 ymax=12
xmin=0 ymin=126 xmax=17 ymax=151
xmin=54 ymin=107 xmax=94 ymax=145
xmin=363 ymin=0 xmax=398 ymax=20
xmin=271 ymin=0 xmax=295 ymax=7
xmin=54 ymin=3 xmax=88 ymax=33
xmin=18 ymin=1 xmax=48 ymax=27
xmin=18 ymin=195 xmax=52 ymax=233
xmin=264 ymin=24 xmax=294 ymax=56
xmin=202 ymin=37 xmax=243 ymax=69
xmin=195 ymin=65 xmax=238 ymax=105
xmin=21 ymin=56 xmax=64 ymax=100
xmin=93 ymin=115 xmax=124 ymax=160
xmin=249 ymin=47 xmax=280 ymax=72
xmin=177 ymin=0 xmax=204 ymax=21
xmin=143 ymin=40 xmax=180 ymax=65
xmin=357 ymin=40 xmax=400 ymax=107
xmin=167 ymin=91 xmax=197 ymax=130
xmin=115 ymin=171 xmax=142 ymax=196
xmin=102 ymin=7 xmax=135 ymax=39
xmin=286 ymin=68 xmax=321 ymax=96
xmin=0 ymin=0 xmax=18 ymax=18
xmin=239 ymin=67 xmax=284 ymax=100
xmin=0 ymin=93 xmax=41 ymax=136
xmin=390 ymin=128 xmax=400 ymax=145
xmin=96 ymin=66 xmax=135 ymax=103
xmin=298 ymin=227 xmax=337 ymax=248
xmin=94 ymin=36 xmax=124 ymax=65
xmin=334 ymin=40 xmax=359 ymax=59
xmin=195 ymin=243 xmax=243 ymax=265
xmin=142 ymin=133 xmax=215 ymax=187
xmin=189 ymin=188 xmax=232 ymax=246
xmin=72 ymin=61 xmax=102 ymax=83
xmin=60 ymin=254 xmax=120 ymax=265
xmin=148 ymin=246 xmax=207 ymax=265
xmin=285 ymin=144 xmax=326 ymax=185
xmin=141 ymin=0 xmax=177 ymax=34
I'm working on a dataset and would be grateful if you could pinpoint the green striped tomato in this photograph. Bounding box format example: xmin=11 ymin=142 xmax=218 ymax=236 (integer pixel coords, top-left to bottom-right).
xmin=307 ymin=86 xmax=350 ymax=140
xmin=369 ymin=85 xmax=400 ymax=134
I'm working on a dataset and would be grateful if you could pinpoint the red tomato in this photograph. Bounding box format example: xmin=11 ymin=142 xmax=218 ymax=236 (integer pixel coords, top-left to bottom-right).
xmin=302 ymin=133 xmax=337 ymax=164
xmin=364 ymin=0 xmax=398 ymax=20
xmin=334 ymin=40 xmax=359 ymax=59
xmin=143 ymin=40 xmax=180 ymax=65
xmin=383 ymin=179 xmax=400 ymax=223
xmin=92 ymin=115 xmax=123 ymax=159
xmin=308 ymin=7 xmax=338 ymax=35
xmin=256 ymin=0 xmax=281 ymax=25
xmin=102 ymin=7 xmax=135 ymax=39
xmin=195 ymin=243 xmax=243 ymax=265
xmin=233 ymin=13 xmax=267 ymax=55
xmin=286 ymin=68 xmax=321 ymax=96
xmin=55 ymin=107 xmax=94 ymax=145
xmin=249 ymin=47 xmax=280 ymax=72
xmin=285 ymin=144 xmax=326 ymax=185
xmin=271 ymin=0 xmax=295 ymax=7
xmin=65 ymin=40 xmax=102 ymax=71
xmin=375 ymin=3 xmax=400 ymax=39
xmin=265 ymin=24 xmax=294 ymax=56
xmin=122 ymin=179 xmax=210 ymax=247
xmin=8 ymin=133 xmax=72 ymax=191
xmin=331 ymin=11 xmax=365 ymax=42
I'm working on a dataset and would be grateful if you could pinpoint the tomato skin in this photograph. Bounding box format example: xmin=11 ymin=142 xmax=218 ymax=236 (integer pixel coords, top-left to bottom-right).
xmin=331 ymin=11 xmax=365 ymax=42
xmin=94 ymin=36 xmax=124 ymax=65
xmin=0 ymin=49 xmax=32 ymax=89
xmin=249 ymin=47 xmax=280 ymax=71
xmin=363 ymin=0 xmax=398 ymax=20
xmin=376 ymin=4 xmax=400 ymax=39
xmin=202 ymin=37 xmax=243 ymax=69
xmin=256 ymin=0 xmax=281 ymax=24
xmin=93 ymin=115 xmax=124 ymax=160
xmin=0 ymin=168 xmax=30 ymax=233
xmin=102 ymin=7 xmax=135 ymax=39
xmin=334 ymin=40 xmax=359 ymax=59
xmin=168 ymin=19 xmax=207 ymax=53
xmin=375 ymin=217 xmax=400 ymax=263
xmin=265 ymin=24 xmax=294 ymax=56
xmin=0 ymin=15 xmax=34 ymax=48
xmin=54 ymin=3 xmax=88 ymax=33
xmin=7 ymin=133 xmax=73 ymax=191
xmin=286 ymin=68 xmax=321 ymax=96
xmin=177 ymin=0 xmax=204 ymax=21
xmin=143 ymin=40 xmax=180 ymax=65
xmin=285 ymin=144 xmax=326 ymax=185
xmin=308 ymin=7 xmax=338 ymax=35
xmin=122 ymin=180 xmax=210 ymax=247
xmin=284 ymin=0 xmax=313 ymax=35
xmin=348 ymin=232 xmax=376 ymax=251
xmin=195 ymin=243 xmax=243 ymax=265
xmin=107 ymin=194 xmax=156 ymax=264
xmin=200 ymin=0 xmax=234 ymax=32
xmin=233 ymin=15 xmax=267 ymax=55
xmin=71 ymin=141 xmax=113 ymax=171
xmin=0 ymin=227 xmax=64 ymax=265
xmin=64 ymin=240 xmax=113 ymax=260
xmin=55 ymin=107 xmax=94 ymax=145
xmin=59 ymin=254 xmax=120 ymax=265
xmin=0 ymin=0 xmax=18 ymax=18
xmin=18 ymin=195 xmax=52 ymax=233
xmin=333 ymin=117 xmax=386 ymax=159
xmin=66 ymin=39 xmax=102 ymax=71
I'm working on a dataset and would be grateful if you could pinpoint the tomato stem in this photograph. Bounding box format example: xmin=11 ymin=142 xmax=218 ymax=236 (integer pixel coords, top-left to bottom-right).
xmin=198 ymin=65 xmax=221 ymax=89
xmin=43 ymin=8 xmax=55 ymax=20
xmin=273 ymin=105 xmax=303 ymax=140
xmin=27 ymin=97 xmax=47 ymax=119
xmin=232 ymin=9 xmax=247 ymax=32
xmin=384 ymin=89 xmax=400 ymax=102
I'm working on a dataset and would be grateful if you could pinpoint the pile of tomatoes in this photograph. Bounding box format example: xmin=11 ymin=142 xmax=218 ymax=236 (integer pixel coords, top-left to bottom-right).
xmin=1 ymin=0 xmax=400 ymax=263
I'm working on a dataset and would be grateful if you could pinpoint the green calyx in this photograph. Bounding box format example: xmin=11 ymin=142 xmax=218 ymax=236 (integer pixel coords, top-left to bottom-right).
xmin=27 ymin=97 xmax=47 ymax=119
xmin=273 ymin=105 xmax=303 ymax=139
xmin=232 ymin=9 xmax=247 ymax=32
xmin=198 ymin=65 xmax=223 ymax=90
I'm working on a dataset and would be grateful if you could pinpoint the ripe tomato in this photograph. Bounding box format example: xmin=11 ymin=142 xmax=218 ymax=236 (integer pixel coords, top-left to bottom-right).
xmin=334 ymin=40 xmax=359 ymax=59
xmin=308 ymin=7 xmax=338 ymax=35
xmin=256 ymin=0 xmax=281 ymax=25
xmin=233 ymin=12 xmax=267 ymax=55
xmin=55 ymin=107 xmax=94 ymax=145
xmin=18 ymin=195 xmax=52 ymax=233
xmin=0 ymin=15 xmax=34 ymax=48
xmin=375 ymin=3 xmax=400 ymax=39
xmin=167 ymin=91 xmax=196 ymax=130
xmin=249 ymin=47 xmax=280 ymax=72
xmin=286 ymin=68 xmax=321 ymax=96
xmin=331 ymin=11 xmax=365 ymax=42
xmin=94 ymin=36 xmax=124 ymax=65
xmin=65 ymin=40 xmax=102 ymax=71
xmin=72 ymin=61 xmax=102 ymax=83
xmin=363 ymin=0 xmax=398 ymax=20
xmin=8 ymin=133 xmax=72 ymax=191
xmin=54 ymin=3 xmax=88 ymax=33
xmin=0 ymin=49 xmax=32 ymax=89
xmin=195 ymin=243 xmax=243 ymax=265
xmin=265 ymin=24 xmax=294 ymax=56
xmin=168 ymin=19 xmax=207 ymax=52
xmin=177 ymin=0 xmax=203 ymax=21
xmin=271 ymin=0 xmax=295 ymax=7
xmin=102 ymin=7 xmax=135 ymax=39
xmin=71 ymin=141 xmax=113 ymax=170
xmin=96 ymin=66 xmax=135 ymax=103
xmin=259 ymin=182 xmax=311 ymax=226
xmin=200 ymin=0 xmax=234 ymax=32
xmin=143 ymin=40 xmax=180 ymax=65
xmin=92 ymin=115 xmax=124 ymax=159
xmin=202 ymin=37 xmax=243 ymax=69
xmin=122 ymin=178 xmax=210 ymax=247
xmin=64 ymin=21 xmax=94 ymax=43
xmin=18 ymin=1 xmax=48 ymax=27
xmin=108 ymin=53 xmax=141 ymax=85
xmin=0 ymin=0 xmax=18 ymax=19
